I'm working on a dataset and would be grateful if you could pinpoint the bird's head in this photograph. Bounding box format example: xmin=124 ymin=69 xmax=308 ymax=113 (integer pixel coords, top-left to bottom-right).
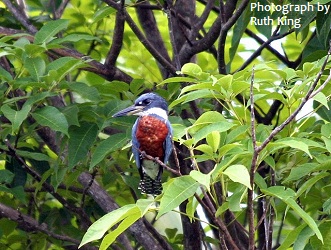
xmin=112 ymin=93 xmax=169 ymax=119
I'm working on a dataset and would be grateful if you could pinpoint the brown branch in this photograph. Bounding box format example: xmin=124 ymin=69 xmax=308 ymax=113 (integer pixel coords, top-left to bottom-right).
xmin=2 ymin=0 xmax=37 ymax=34
xmin=244 ymin=29 xmax=292 ymax=67
xmin=236 ymin=26 xmax=295 ymax=73
xmin=135 ymin=0 xmax=172 ymax=79
xmin=105 ymin=0 xmax=125 ymax=67
xmin=54 ymin=0 xmax=70 ymax=19
xmin=103 ymin=0 xmax=176 ymax=76
xmin=248 ymin=68 xmax=257 ymax=249
xmin=4 ymin=140 xmax=92 ymax=230
xmin=0 ymin=203 xmax=96 ymax=250
xmin=139 ymin=151 xmax=180 ymax=176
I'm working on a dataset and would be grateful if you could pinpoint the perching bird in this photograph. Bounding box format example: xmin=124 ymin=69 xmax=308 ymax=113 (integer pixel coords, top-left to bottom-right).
xmin=112 ymin=93 xmax=173 ymax=195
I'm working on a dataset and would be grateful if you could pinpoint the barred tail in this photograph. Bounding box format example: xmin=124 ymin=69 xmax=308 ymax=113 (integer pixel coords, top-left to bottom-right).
xmin=138 ymin=173 xmax=162 ymax=195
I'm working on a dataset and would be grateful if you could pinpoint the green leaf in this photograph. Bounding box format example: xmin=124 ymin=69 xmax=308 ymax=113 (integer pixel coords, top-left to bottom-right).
xmin=24 ymin=57 xmax=45 ymax=82
xmin=310 ymin=221 xmax=331 ymax=249
xmin=79 ymin=204 xmax=136 ymax=248
xmin=181 ymin=63 xmax=202 ymax=77
xmin=32 ymin=106 xmax=69 ymax=136
xmin=192 ymin=122 xmax=235 ymax=144
xmin=323 ymin=197 xmax=331 ymax=214
xmin=316 ymin=7 xmax=331 ymax=47
xmin=295 ymin=172 xmax=329 ymax=199
xmin=223 ymin=164 xmax=252 ymax=189
xmin=15 ymin=150 xmax=52 ymax=162
xmin=157 ymin=176 xmax=199 ymax=219
xmin=68 ymin=122 xmax=99 ymax=169
xmin=34 ymin=19 xmax=69 ymax=44
xmin=5 ymin=157 xmax=27 ymax=187
xmin=228 ymin=6 xmax=251 ymax=69
xmin=51 ymin=34 xmax=101 ymax=44
xmin=206 ymin=131 xmax=220 ymax=153
xmin=321 ymin=123 xmax=331 ymax=138
xmin=46 ymin=57 xmax=87 ymax=82
xmin=276 ymin=137 xmax=312 ymax=158
xmin=61 ymin=105 xmax=80 ymax=127
xmin=159 ymin=76 xmax=199 ymax=85
xmin=189 ymin=170 xmax=211 ymax=190
xmin=313 ymin=92 xmax=329 ymax=110
xmin=284 ymin=163 xmax=317 ymax=183
xmin=79 ymin=199 xmax=153 ymax=249
xmin=1 ymin=104 xmax=31 ymax=133
xmin=262 ymin=186 xmax=323 ymax=243
xmin=100 ymin=208 xmax=141 ymax=250
xmin=228 ymin=186 xmax=246 ymax=211
xmin=277 ymin=224 xmax=306 ymax=250
xmin=90 ymin=133 xmax=128 ymax=169
xmin=189 ymin=111 xmax=225 ymax=130
xmin=69 ymin=82 xmax=100 ymax=102
xmin=0 ymin=169 xmax=14 ymax=184
xmin=0 ymin=65 xmax=13 ymax=81
xmin=92 ymin=6 xmax=116 ymax=24
xmin=310 ymin=0 xmax=331 ymax=3
xmin=314 ymin=100 xmax=331 ymax=122
xmin=24 ymin=44 xmax=46 ymax=57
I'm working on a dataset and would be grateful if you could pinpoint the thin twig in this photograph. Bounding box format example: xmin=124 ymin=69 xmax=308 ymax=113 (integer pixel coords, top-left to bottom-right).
xmin=248 ymin=68 xmax=257 ymax=249
xmin=140 ymin=151 xmax=180 ymax=175
xmin=236 ymin=26 xmax=295 ymax=73
xmin=257 ymin=43 xmax=331 ymax=153
xmin=4 ymin=139 xmax=92 ymax=229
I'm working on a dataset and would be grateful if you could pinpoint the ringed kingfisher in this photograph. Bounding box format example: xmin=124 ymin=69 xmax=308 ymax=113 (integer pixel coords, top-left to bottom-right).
xmin=112 ymin=93 xmax=173 ymax=195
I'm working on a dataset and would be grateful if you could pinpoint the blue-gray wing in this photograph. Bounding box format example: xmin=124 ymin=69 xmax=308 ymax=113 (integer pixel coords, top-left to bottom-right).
xmin=131 ymin=119 xmax=141 ymax=169
xmin=163 ymin=119 xmax=173 ymax=164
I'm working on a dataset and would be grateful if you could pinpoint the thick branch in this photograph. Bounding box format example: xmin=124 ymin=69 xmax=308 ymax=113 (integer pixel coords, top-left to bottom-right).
xmin=3 ymin=0 xmax=37 ymax=33
xmin=105 ymin=0 xmax=125 ymax=67
xmin=136 ymin=0 xmax=172 ymax=78
xmin=0 ymin=203 xmax=96 ymax=250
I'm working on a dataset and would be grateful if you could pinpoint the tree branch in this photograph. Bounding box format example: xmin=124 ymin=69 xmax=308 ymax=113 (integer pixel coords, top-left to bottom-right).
xmin=4 ymin=140 xmax=92 ymax=230
xmin=2 ymin=0 xmax=37 ymax=34
xmin=236 ymin=27 xmax=295 ymax=73
xmin=135 ymin=0 xmax=172 ymax=78
xmin=105 ymin=0 xmax=125 ymax=67
xmin=0 ymin=202 xmax=96 ymax=250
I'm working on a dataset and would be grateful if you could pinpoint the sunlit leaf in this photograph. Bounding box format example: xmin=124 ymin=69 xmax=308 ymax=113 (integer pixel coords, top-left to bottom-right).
xmin=79 ymin=204 xmax=136 ymax=248
xmin=223 ymin=164 xmax=252 ymax=189
xmin=189 ymin=170 xmax=211 ymax=190
xmin=157 ymin=176 xmax=199 ymax=219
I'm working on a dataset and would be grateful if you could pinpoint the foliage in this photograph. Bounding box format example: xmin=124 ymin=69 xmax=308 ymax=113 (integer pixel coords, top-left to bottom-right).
xmin=1 ymin=0 xmax=331 ymax=249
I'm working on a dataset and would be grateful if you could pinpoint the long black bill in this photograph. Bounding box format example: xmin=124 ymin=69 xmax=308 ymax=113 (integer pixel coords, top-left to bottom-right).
xmin=112 ymin=105 xmax=144 ymax=117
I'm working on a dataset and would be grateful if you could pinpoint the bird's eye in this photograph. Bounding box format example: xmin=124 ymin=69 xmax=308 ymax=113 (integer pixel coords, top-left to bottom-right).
xmin=142 ymin=99 xmax=151 ymax=105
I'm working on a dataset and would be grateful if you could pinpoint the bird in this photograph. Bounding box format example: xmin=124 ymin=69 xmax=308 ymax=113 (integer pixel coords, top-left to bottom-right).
xmin=112 ymin=93 xmax=173 ymax=195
